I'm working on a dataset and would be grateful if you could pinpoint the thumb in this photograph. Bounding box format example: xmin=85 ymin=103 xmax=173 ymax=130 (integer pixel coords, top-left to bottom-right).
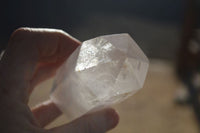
xmin=47 ymin=108 xmax=119 ymax=133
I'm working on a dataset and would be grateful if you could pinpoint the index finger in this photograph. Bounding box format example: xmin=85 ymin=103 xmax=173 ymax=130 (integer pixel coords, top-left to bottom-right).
xmin=0 ymin=28 xmax=81 ymax=102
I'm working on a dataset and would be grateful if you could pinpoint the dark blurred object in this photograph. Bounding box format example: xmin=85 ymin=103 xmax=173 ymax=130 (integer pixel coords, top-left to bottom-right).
xmin=176 ymin=0 xmax=200 ymax=127
xmin=0 ymin=0 xmax=194 ymax=60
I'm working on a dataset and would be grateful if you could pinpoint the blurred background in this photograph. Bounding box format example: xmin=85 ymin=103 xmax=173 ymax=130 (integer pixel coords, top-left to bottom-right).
xmin=1 ymin=0 xmax=200 ymax=132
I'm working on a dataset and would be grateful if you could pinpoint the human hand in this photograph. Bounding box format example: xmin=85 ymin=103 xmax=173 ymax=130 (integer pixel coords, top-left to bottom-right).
xmin=0 ymin=28 xmax=119 ymax=133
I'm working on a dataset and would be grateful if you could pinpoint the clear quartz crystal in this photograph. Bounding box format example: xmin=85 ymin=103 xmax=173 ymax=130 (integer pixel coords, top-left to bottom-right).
xmin=50 ymin=33 xmax=149 ymax=121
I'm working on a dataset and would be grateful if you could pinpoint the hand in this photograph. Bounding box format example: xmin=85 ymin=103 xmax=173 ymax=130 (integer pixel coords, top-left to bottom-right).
xmin=0 ymin=28 xmax=119 ymax=133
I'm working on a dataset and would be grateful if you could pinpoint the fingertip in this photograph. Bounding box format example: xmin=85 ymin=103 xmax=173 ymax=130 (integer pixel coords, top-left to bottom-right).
xmin=104 ymin=108 xmax=119 ymax=129
xmin=86 ymin=107 xmax=119 ymax=130
xmin=32 ymin=100 xmax=62 ymax=127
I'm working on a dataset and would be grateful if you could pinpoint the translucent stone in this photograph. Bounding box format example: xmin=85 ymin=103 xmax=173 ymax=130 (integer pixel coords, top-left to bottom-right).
xmin=50 ymin=33 xmax=149 ymax=121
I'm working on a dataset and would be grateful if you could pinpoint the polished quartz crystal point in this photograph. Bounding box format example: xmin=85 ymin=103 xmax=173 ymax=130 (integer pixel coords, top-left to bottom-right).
xmin=50 ymin=33 xmax=149 ymax=121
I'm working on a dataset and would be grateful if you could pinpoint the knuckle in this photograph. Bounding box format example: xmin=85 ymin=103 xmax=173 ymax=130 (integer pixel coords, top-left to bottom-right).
xmin=10 ymin=27 xmax=31 ymax=42
xmin=56 ymin=29 xmax=69 ymax=39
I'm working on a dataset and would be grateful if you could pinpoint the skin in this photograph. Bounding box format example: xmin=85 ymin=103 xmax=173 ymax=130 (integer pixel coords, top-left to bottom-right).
xmin=0 ymin=28 xmax=119 ymax=133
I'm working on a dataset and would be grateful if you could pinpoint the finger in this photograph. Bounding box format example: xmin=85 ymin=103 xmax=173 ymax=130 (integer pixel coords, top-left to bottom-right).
xmin=29 ymin=57 xmax=65 ymax=93
xmin=47 ymin=108 xmax=119 ymax=133
xmin=0 ymin=28 xmax=80 ymax=102
xmin=30 ymin=29 xmax=81 ymax=89
xmin=31 ymin=100 xmax=62 ymax=127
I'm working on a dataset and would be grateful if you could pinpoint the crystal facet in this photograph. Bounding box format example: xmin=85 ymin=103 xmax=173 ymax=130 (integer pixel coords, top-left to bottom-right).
xmin=50 ymin=33 xmax=149 ymax=121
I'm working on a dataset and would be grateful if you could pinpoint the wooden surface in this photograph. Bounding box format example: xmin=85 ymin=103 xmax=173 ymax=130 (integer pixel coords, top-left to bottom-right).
xmin=29 ymin=60 xmax=199 ymax=133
